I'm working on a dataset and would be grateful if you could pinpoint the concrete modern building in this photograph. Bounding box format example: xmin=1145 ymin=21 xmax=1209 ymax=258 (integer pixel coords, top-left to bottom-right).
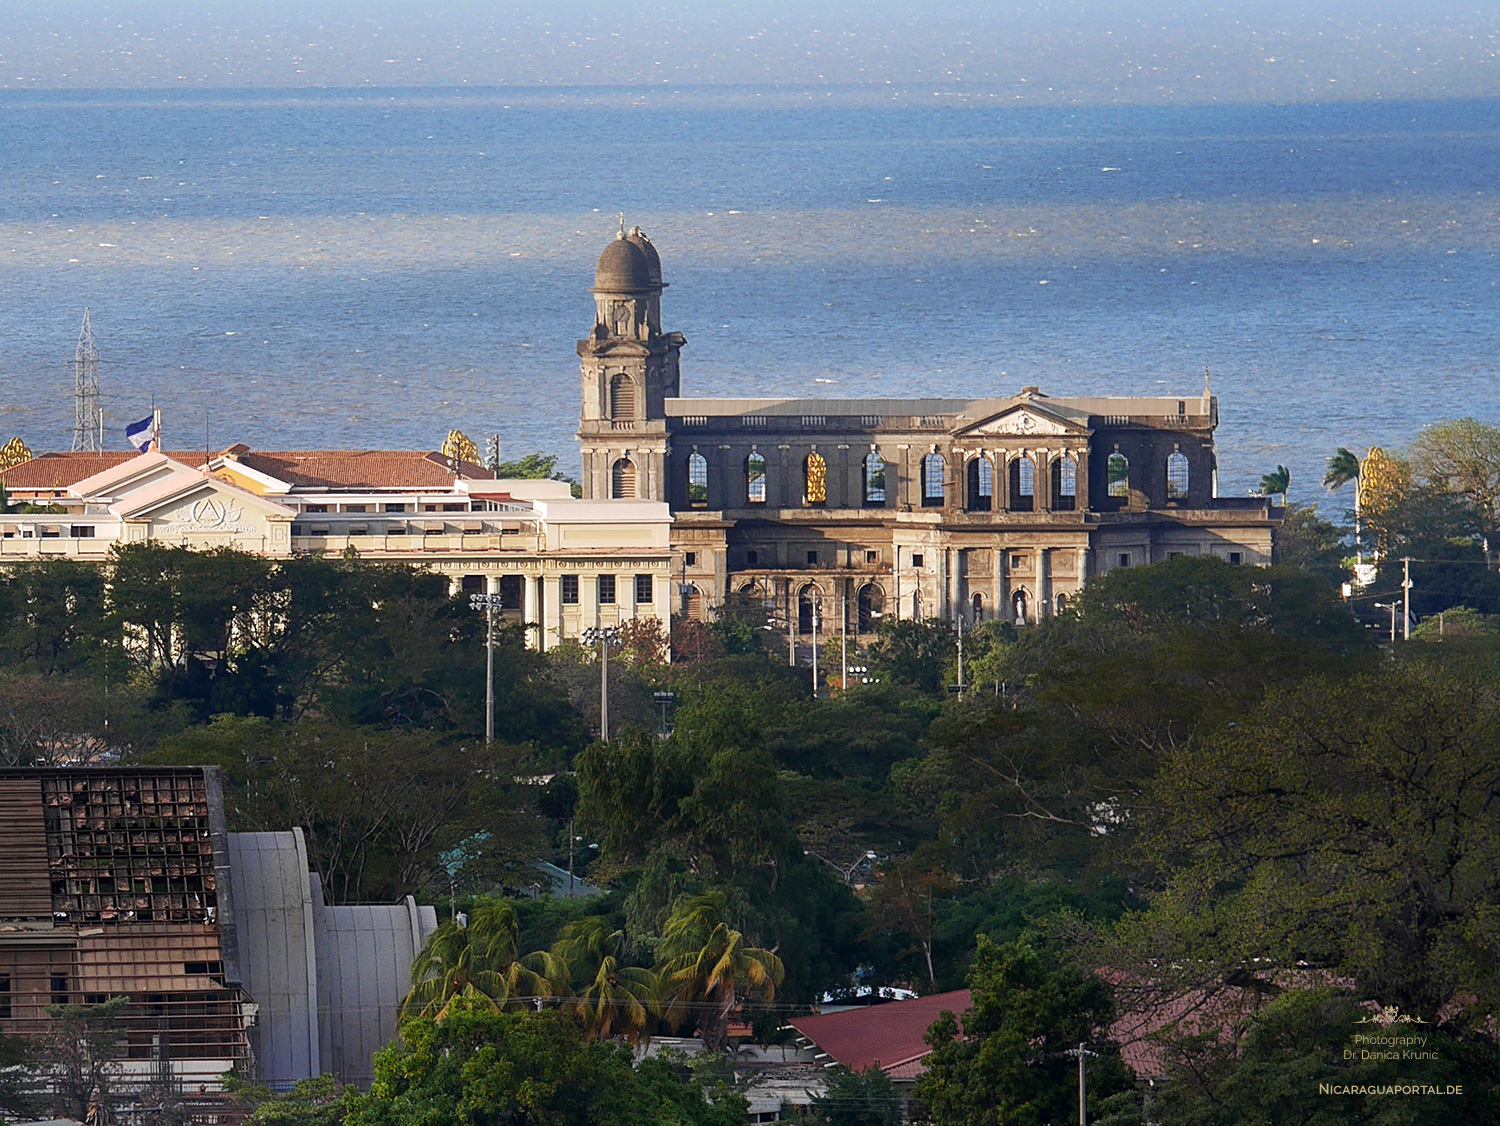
xmin=0 ymin=446 xmax=673 ymax=650
xmin=578 ymin=227 xmax=1281 ymax=635
xmin=225 ymin=831 xmax=437 ymax=1089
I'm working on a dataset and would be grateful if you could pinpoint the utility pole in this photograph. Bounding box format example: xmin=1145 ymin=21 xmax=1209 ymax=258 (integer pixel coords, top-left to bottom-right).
xmin=469 ymin=592 xmax=504 ymax=745
xmin=1402 ymin=557 xmax=1412 ymax=640
xmin=955 ymin=613 xmax=965 ymax=701
xmin=72 ymin=308 xmax=104 ymax=452
xmin=840 ymin=590 xmax=848 ymax=693
xmin=581 ymin=626 xmax=620 ymax=741
xmin=1062 ymin=1043 xmax=1099 ymax=1125
xmin=788 ymin=584 xmax=796 ymax=667
xmin=811 ymin=591 xmax=821 ymax=697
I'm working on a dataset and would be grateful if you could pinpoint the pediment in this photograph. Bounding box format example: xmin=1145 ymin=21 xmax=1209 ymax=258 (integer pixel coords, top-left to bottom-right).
xmin=956 ymin=405 xmax=1084 ymax=438
xmin=113 ymin=474 xmax=295 ymax=525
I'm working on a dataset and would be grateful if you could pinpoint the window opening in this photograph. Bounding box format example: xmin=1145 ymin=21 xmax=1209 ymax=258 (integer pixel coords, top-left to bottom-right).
xmin=746 ymin=453 xmax=767 ymax=504
xmin=804 ymin=452 xmax=828 ymax=505
xmin=561 ymin=575 xmax=580 ymax=604
xmin=1107 ymin=452 xmax=1130 ymax=499
xmin=611 ymin=458 xmax=637 ymax=499
xmin=1008 ymin=455 xmax=1035 ymax=512
xmin=1052 ymin=455 xmax=1077 ymax=511
xmin=1166 ymin=450 xmax=1190 ymax=500
xmin=635 ymin=574 xmax=653 ymax=604
xmin=687 ymin=452 xmax=708 ymax=507
xmin=598 ymin=575 xmax=616 ymax=604
xmin=922 ymin=452 xmax=946 ymax=506
xmin=966 ymin=456 xmax=993 ymax=511
xmin=864 ymin=452 xmax=886 ymax=505
xmin=609 ymin=373 xmax=636 ymax=419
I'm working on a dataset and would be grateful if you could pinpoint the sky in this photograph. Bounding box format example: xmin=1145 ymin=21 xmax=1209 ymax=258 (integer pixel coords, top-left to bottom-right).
xmin=0 ymin=0 xmax=1496 ymax=103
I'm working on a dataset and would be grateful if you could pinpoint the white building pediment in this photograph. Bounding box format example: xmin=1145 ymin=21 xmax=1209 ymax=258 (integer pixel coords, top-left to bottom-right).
xmin=957 ymin=406 xmax=1083 ymax=438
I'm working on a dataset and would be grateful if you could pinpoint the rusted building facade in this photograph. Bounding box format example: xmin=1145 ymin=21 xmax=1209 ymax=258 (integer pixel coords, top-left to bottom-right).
xmin=0 ymin=766 xmax=248 ymax=1091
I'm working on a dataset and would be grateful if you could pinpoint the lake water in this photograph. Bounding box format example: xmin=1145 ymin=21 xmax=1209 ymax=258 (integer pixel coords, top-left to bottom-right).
xmin=0 ymin=87 xmax=1496 ymax=499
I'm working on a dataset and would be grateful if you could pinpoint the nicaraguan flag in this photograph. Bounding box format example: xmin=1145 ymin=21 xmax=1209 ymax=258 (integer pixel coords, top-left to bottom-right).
xmin=125 ymin=415 xmax=155 ymax=452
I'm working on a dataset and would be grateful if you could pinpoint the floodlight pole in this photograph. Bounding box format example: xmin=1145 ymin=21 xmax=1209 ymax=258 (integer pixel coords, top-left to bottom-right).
xmin=840 ymin=591 xmax=848 ymax=692
xmin=469 ymin=592 xmax=505 ymax=745
xmin=1402 ymin=556 xmax=1412 ymax=640
xmin=582 ymin=626 xmax=620 ymax=741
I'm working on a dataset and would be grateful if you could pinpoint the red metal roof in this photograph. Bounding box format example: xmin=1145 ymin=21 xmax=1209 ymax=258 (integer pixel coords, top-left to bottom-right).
xmin=790 ymin=989 xmax=970 ymax=1075
xmin=230 ymin=450 xmax=495 ymax=489
xmin=0 ymin=451 xmax=201 ymax=489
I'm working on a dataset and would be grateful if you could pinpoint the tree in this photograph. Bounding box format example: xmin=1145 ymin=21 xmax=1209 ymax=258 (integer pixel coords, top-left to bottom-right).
xmin=1324 ymin=446 xmax=1364 ymax=559
xmin=547 ymin=916 xmax=659 ymax=1043
xmin=916 ymin=936 xmax=1131 ymax=1126
xmin=492 ymin=450 xmax=583 ymax=498
xmin=1113 ymin=664 xmax=1500 ymax=1029
xmin=343 ymin=1000 xmax=746 ymax=1126
xmin=401 ymin=901 xmax=546 ymax=1021
xmin=1149 ymin=988 xmax=1487 ymax=1125
xmin=1258 ymin=464 xmax=1290 ymax=505
xmin=866 ymin=618 xmax=956 ymax=694
xmin=1410 ymin=417 xmax=1500 ymax=537
xmin=0 ymin=1028 xmax=37 ymax=1121
xmin=807 ymin=1066 xmax=903 ymax=1126
xmin=38 ymin=997 xmax=129 ymax=1121
xmin=1272 ymin=503 xmax=1347 ymax=585
xmin=244 ymin=1075 xmax=348 ymax=1126
xmin=657 ymin=892 xmax=785 ymax=1051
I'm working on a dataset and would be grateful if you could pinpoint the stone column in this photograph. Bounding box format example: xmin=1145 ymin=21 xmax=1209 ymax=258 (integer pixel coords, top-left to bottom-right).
xmin=1075 ymin=449 xmax=1090 ymax=511
xmin=524 ymin=574 xmax=542 ymax=651
xmin=996 ymin=450 xmax=1010 ymax=511
xmin=542 ymin=575 xmax=562 ymax=649
xmin=1036 ymin=450 xmax=1051 ymax=512
xmin=581 ymin=566 xmax=599 ymax=628
xmin=1039 ymin=548 xmax=1052 ymax=617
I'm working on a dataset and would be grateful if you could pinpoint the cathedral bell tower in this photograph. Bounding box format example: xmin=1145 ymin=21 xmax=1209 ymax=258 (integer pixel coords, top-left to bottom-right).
xmin=577 ymin=223 xmax=684 ymax=501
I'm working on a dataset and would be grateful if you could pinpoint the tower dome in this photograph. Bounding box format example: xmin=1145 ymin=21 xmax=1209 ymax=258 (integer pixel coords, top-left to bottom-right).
xmin=594 ymin=233 xmax=653 ymax=293
xmin=626 ymin=226 xmax=663 ymax=287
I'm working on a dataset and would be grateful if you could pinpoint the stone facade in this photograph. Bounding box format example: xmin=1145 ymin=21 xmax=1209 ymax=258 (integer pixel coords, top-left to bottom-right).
xmin=577 ymin=228 xmax=1280 ymax=638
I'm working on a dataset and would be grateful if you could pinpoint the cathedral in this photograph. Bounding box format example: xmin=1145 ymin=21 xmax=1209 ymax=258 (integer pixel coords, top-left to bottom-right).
xmin=576 ymin=226 xmax=1280 ymax=637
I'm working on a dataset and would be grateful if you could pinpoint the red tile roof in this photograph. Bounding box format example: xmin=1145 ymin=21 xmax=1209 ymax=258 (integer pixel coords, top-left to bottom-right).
xmin=230 ymin=450 xmax=495 ymax=489
xmin=0 ymin=451 xmax=202 ymax=490
xmin=790 ymin=990 xmax=970 ymax=1075
xmin=1 ymin=449 xmax=496 ymax=492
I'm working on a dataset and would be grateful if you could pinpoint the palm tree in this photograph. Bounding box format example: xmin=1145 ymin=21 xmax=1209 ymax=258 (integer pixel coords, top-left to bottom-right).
xmin=401 ymin=901 xmax=547 ymax=1022
xmin=1259 ymin=464 xmax=1290 ymax=507
xmin=656 ymin=892 xmax=784 ymax=1052
xmin=1324 ymin=447 xmax=1363 ymax=562
xmin=548 ymin=917 xmax=659 ymax=1043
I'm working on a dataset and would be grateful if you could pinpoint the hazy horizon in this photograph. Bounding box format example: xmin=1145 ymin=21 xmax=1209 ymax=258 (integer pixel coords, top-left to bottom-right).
xmin=0 ymin=1 xmax=1496 ymax=105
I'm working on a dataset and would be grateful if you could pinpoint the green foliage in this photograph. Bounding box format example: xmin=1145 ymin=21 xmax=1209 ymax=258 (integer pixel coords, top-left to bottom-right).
xmin=402 ymin=901 xmax=547 ymax=1021
xmin=1259 ymin=463 xmax=1291 ymax=502
xmin=246 ymin=1075 xmax=348 ymax=1126
xmin=866 ymin=618 xmax=956 ymax=694
xmin=0 ymin=1028 xmax=37 ymax=1121
xmin=916 ymin=936 xmax=1131 ymax=1126
xmin=1410 ymin=417 xmax=1500 ymax=537
xmin=807 ymin=1066 xmax=904 ymax=1126
xmin=1116 ymin=664 xmax=1500 ymax=1025
xmin=657 ymin=891 xmax=785 ymax=1050
xmin=344 ymin=1001 xmax=746 ymax=1126
xmin=492 ymin=450 xmax=583 ymax=497
xmin=146 ymin=717 xmax=545 ymax=903
xmin=1150 ymin=988 xmax=1493 ymax=1125
xmin=1274 ymin=502 xmax=1349 ymax=585
xmin=39 ymin=996 xmax=130 ymax=1120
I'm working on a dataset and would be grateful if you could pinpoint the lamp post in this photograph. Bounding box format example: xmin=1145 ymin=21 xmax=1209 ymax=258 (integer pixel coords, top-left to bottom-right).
xmin=1061 ymin=1043 xmax=1100 ymax=1125
xmin=469 ymin=591 xmax=505 ymax=745
xmin=652 ymin=690 xmax=676 ymax=737
xmin=1373 ymin=601 xmax=1397 ymax=644
xmin=581 ymin=626 xmax=621 ymax=741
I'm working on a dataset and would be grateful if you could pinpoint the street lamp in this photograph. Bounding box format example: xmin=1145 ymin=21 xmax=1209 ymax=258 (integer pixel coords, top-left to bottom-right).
xmin=581 ymin=626 xmax=621 ymax=741
xmin=469 ymin=591 xmax=505 ymax=745
xmin=652 ymin=691 xmax=676 ymax=737
xmin=1373 ymin=601 xmax=1397 ymax=644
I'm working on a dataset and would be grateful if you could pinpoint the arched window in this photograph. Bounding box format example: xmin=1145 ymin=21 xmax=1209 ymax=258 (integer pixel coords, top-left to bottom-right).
xmin=857 ymin=583 xmax=884 ymax=633
xmin=1166 ymin=450 xmax=1190 ymax=501
xmin=864 ymin=452 xmax=887 ymax=505
xmin=609 ymin=373 xmax=636 ymax=420
xmin=1008 ymin=455 xmax=1035 ymax=512
xmin=687 ymin=452 xmax=708 ymax=507
xmin=971 ymin=592 xmax=985 ymax=621
xmin=746 ymin=452 xmax=767 ymax=504
xmin=1051 ymin=454 xmax=1077 ymax=511
xmin=1107 ymin=452 xmax=1130 ymax=499
xmin=611 ymin=458 xmax=636 ymax=499
xmin=1055 ymin=592 xmax=1068 ymax=614
xmin=804 ymin=452 xmax=828 ymax=506
xmin=966 ymin=456 xmax=993 ymax=511
xmin=798 ymin=584 xmax=819 ymax=635
xmin=922 ymin=452 xmax=946 ymax=507
xmin=1012 ymin=589 xmax=1029 ymax=626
